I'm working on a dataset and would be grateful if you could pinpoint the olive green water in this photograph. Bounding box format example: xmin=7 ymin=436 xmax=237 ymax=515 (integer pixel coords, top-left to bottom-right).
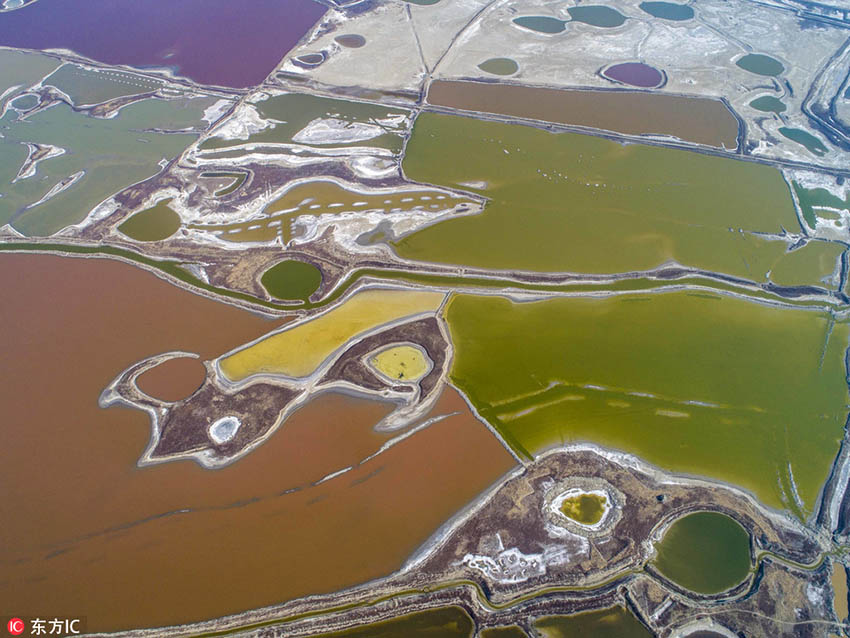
xmin=199 ymin=171 xmax=248 ymax=196
xmin=534 ymin=606 xmax=652 ymax=638
xmin=478 ymin=58 xmax=519 ymax=75
xmin=567 ymin=6 xmax=627 ymax=27
xmin=654 ymin=512 xmax=751 ymax=593
xmin=444 ymin=291 xmax=849 ymax=512
xmin=639 ymin=1 xmax=694 ymax=20
xmin=780 ymin=127 xmax=828 ymax=157
xmin=560 ymin=493 xmax=606 ymax=525
xmin=310 ymin=606 xmax=472 ymax=638
xmin=736 ymin=53 xmax=784 ymax=76
xmin=0 ymin=97 xmax=210 ymax=236
xmin=750 ymin=95 xmax=787 ymax=113
xmin=394 ymin=113 xmax=815 ymax=285
xmin=118 ymin=198 xmax=181 ymax=241
xmin=200 ymin=93 xmax=410 ymax=153
xmin=261 ymin=259 xmax=323 ymax=301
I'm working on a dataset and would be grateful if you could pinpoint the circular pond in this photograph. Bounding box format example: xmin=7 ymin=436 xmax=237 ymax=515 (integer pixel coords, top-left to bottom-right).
xmin=260 ymin=259 xmax=322 ymax=301
xmin=639 ymin=1 xmax=694 ymax=20
xmin=736 ymin=53 xmax=784 ymax=76
xmin=478 ymin=57 xmax=519 ymax=76
xmin=568 ymin=5 xmax=627 ymax=27
xmin=136 ymin=356 xmax=206 ymax=403
xmin=369 ymin=344 xmax=431 ymax=382
xmin=117 ymin=199 xmax=180 ymax=242
xmin=293 ymin=52 xmax=326 ymax=68
xmin=512 ymin=15 xmax=566 ymax=33
xmin=603 ymin=62 xmax=664 ymax=88
xmin=653 ymin=511 xmax=751 ymax=594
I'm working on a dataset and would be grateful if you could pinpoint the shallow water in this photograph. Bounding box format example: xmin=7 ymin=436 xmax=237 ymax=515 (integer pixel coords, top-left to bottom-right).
xmin=653 ymin=512 xmax=751 ymax=593
xmin=118 ymin=198 xmax=181 ymax=242
xmin=639 ymin=1 xmax=694 ymax=20
xmin=736 ymin=53 xmax=784 ymax=77
xmin=534 ymin=606 xmax=652 ymax=638
xmin=567 ymin=5 xmax=627 ymax=27
xmin=0 ymin=254 xmax=514 ymax=630
xmin=602 ymin=62 xmax=663 ymax=88
xmin=312 ymin=607 xmax=473 ymax=638
xmin=512 ymin=16 xmax=566 ymax=33
xmin=478 ymin=57 xmax=519 ymax=75
xmin=260 ymin=259 xmax=323 ymax=301
xmin=395 ymin=112 xmax=801 ymax=282
xmin=750 ymin=95 xmax=786 ymax=113
xmin=0 ymin=0 xmax=326 ymax=88
xmin=445 ymin=291 xmax=849 ymax=511
xmin=780 ymin=127 xmax=828 ymax=156
xmin=426 ymin=81 xmax=738 ymax=148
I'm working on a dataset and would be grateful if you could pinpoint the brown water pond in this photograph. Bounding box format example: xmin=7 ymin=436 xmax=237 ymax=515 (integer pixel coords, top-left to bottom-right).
xmin=427 ymin=80 xmax=739 ymax=149
xmin=0 ymin=254 xmax=514 ymax=631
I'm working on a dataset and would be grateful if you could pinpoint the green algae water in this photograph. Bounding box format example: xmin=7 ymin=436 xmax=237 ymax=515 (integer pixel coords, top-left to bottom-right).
xmin=534 ymin=606 xmax=652 ymax=638
xmin=560 ymin=493 xmax=606 ymax=525
xmin=654 ymin=512 xmax=751 ymax=594
xmin=44 ymin=63 xmax=164 ymax=106
xmin=261 ymin=259 xmax=322 ymax=301
xmin=736 ymin=53 xmax=784 ymax=76
xmin=567 ymin=6 xmax=627 ymax=27
xmin=750 ymin=95 xmax=786 ymax=113
xmin=444 ymin=291 xmax=849 ymax=512
xmin=311 ymin=606 xmax=472 ymax=638
xmin=639 ymin=1 xmax=694 ymax=20
xmin=118 ymin=199 xmax=180 ymax=241
xmin=394 ymin=113 xmax=808 ymax=284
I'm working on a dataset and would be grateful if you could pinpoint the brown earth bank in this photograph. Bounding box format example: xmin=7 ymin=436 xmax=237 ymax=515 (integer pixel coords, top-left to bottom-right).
xmin=0 ymin=256 xmax=515 ymax=631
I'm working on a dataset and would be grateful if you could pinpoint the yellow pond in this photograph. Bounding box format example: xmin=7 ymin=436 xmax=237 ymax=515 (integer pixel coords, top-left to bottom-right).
xmin=370 ymin=344 xmax=430 ymax=381
xmin=219 ymin=288 xmax=444 ymax=381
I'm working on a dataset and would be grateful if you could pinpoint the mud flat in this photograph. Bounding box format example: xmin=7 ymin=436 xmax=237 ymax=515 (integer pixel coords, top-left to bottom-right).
xmin=426 ymin=80 xmax=739 ymax=149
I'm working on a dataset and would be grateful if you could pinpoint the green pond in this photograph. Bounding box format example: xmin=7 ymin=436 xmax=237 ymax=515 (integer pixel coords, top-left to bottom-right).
xmin=793 ymin=182 xmax=849 ymax=229
xmin=478 ymin=58 xmax=519 ymax=76
xmin=118 ymin=198 xmax=181 ymax=241
xmin=512 ymin=16 xmax=566 ymax=33
xmin=534 ymin=606 xmax=652 ymax=638
xmin=654 ymin=512 xmax=751 ymax=593
xmin=0 ymin=96 xmax=210 ymax=236
xmin=780 ymin=127 xmax=828 ymax=157
xmin=310 ymin=606 xmax=472 ymax=638
xmin=768 ymin=240 xmax=843 ymax=289
xmin=749 ymin=95 xmax=786 ymax=113
xmin=261 ymin=259 xmax=323 ymax=301
xmin=560 ymin=493 xmax=606 ymax=525
xmin=394 ymin=113 xmax=813 ymax=285
xmin=444 ymin=291 xmax=849 ymax=512
xmin=736 ymin=53 xmax=784 ymax=77
xmin=200 ymin=93 xmax=410 ymax=154
xmin=567 ymin=5 xmax=627 ymax=27
xmin=639 ymin=1 xmax=694 ymax=20
xmin=44 ymin=63 xmax=165 ymax=106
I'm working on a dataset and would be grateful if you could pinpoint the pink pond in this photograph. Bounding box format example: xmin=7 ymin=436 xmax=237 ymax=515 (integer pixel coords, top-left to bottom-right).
xmin=602 ymin=62 xmax=665 ymax=88
xmin=0 ymin=0 xmax=327 ymax=89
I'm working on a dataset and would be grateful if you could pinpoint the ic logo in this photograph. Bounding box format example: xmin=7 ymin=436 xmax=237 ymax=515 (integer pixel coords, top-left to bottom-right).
xmin=7 ymin=618 xmax=25 ymax=636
